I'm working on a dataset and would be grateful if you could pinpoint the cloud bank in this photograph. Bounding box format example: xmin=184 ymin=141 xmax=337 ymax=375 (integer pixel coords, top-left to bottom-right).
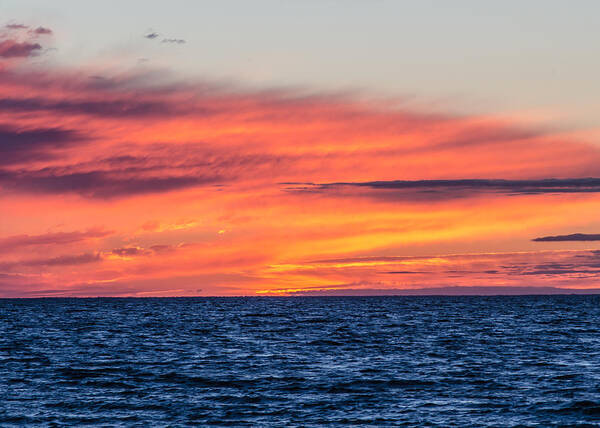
xmin=1 ymin=29 xmax=600 ymax=296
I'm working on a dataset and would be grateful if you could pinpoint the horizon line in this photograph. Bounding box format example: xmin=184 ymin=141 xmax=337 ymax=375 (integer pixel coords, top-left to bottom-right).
xmin=4 ymin=286 xmax=600 ymax=299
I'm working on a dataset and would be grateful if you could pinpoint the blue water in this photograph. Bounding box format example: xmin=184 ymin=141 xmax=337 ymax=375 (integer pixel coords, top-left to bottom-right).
xmin=1 ymin=296 xmax=600 ymax=427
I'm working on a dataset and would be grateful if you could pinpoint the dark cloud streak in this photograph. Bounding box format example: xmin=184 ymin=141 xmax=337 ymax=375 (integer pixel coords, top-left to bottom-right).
xmin=533 ymin=233 xmax=600 ymax=242
xmin=0 ymin=169 xmax=221 ymax=198
xmin=290 ymin=286 xmax=600 ymax=296
xmin=0 ymin=124 xmax=85 ymax=165
xmin=162 ymin=38 xmax=186 ymax=44
xmin=0 ymin=253 xmax=101 ymax=271
xmin=0 ymin=149 xmax=290 ymax=198
xmin=5 ymin=24 xmax=28 ymax=30
xmin=33 ymin=27 xmax=52 ymax=35
xmin=112 ymin=247 xmax=150 ymax=257
xmin=0 ymin=228 xmax=112 ymax=252
xmin=0 ymin=96 xmax=206 ymax=118
xmin=287 ymin=178 xmax=600 ymax=201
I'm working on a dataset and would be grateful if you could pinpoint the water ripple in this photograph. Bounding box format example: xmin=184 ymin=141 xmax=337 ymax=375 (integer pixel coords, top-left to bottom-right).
xmin=1 ymin=295 xmax=600 ymax=426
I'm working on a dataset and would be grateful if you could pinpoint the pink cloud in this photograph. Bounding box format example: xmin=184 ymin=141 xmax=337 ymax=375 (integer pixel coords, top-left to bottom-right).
xmin=0 ymin=39 xmax=41 ymax=58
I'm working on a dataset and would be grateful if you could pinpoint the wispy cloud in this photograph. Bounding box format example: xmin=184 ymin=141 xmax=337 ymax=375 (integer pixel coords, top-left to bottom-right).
xmin=111 ymin=246 xmax=151 ymax=257
xmin=0 ymin=228 xmax=112 ymax=252
xmin=143 ymin=31 xmax=185 ymax=44
xmin=0 ymin=23 xmax=52 ymax=58
xmin=0 ymin=40 xmax=42 ymax=58
xmin=162 ymin=38 xmax=186 ymax=44
xmin=259 ymin=250 xmax=600 ymax=295
xmin=32 ymin=26 xmax=52 ymax=35
xmin=0 ymin=168 xmax=222 ymax=198
xmin=0 ymin=96 xmax=198 ymax=118
xmin=0 ymin=252 xmax=101 ymax=271
xmin=0 ymin=124 xmax=85 ymax=165
xmin=5 ymin=23 xmax=28 ymax=30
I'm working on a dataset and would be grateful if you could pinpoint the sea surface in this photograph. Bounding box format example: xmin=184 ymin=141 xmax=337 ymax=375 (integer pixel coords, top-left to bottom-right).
xmin=1 ymin=296 xmax=600 ymax=427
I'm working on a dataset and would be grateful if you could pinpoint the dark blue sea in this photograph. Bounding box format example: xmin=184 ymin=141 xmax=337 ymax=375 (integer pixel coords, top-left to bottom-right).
xmin=1 ymin=296 xmax=600 ymax=427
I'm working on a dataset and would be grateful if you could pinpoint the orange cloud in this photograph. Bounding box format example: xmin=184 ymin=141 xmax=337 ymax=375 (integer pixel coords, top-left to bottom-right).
xmin=1 ymin=55 xmax=600 ymax=296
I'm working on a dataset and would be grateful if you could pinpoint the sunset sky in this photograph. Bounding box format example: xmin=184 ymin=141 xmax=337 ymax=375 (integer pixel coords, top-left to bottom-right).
xmin=1 ymin=1 xmax=600 ymax=297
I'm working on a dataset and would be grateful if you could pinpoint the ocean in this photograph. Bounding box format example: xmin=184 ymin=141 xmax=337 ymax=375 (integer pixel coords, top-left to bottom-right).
xmin=1 ymin=296 xmax=600 ymax=426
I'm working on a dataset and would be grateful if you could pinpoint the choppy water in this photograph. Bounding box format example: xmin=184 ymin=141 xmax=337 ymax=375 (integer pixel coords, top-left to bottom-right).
xmin=1 ymin=296 xmax=600 ymax=427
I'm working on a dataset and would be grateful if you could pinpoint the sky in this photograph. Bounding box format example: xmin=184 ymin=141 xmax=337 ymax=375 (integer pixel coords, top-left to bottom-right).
xmin=1 ymin=1 xmax=600 ymax=297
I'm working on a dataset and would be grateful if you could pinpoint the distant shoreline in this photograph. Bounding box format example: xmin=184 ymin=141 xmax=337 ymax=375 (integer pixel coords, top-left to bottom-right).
xmin=2 ymin=287 xmax=600 ymax=299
